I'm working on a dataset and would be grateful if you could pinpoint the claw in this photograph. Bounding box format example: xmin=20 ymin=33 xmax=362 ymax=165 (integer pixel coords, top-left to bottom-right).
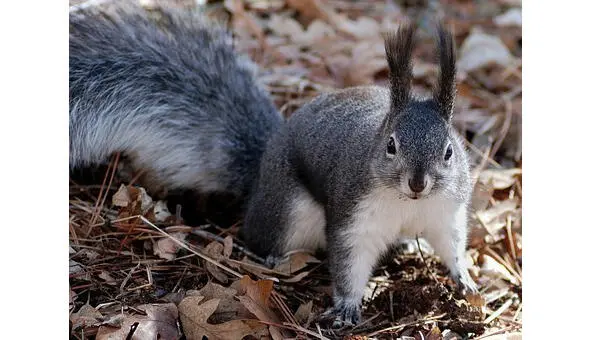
xmin=323 ymin=300 xmax=361 ymax=328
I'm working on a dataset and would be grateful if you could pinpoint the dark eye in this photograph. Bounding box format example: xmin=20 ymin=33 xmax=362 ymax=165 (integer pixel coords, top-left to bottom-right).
xmin=387 ymin=137 xmax=396 ymax=155
xmin=444 ymin=145 xmax=453 ymax=160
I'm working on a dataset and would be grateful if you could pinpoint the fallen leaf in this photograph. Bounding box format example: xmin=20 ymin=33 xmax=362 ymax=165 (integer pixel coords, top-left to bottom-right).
xmin=285 ymin=0 xmax=338 ymax=26
xmin=69 ymin=289 xmax=77 ymax=312
xmin=478 ymin=168 xmax=522 ymax=190
xmin=426 ymin=325 xmax=442 ymax=340
xmin=204 ymin=241 xmax=229 ymax=283
xmin=479 ymin=254 xmax=519 ymax=285
xmin=98 ymin=271 xmax=117 ymax=286
xmin=236 ymin=276 xmax=283 ymax=339
xmin=112 ymin=184 xmax=131 ymax=207
xmin=458 ymin=28 xmax=514 ymax=72
xmin=338 ymin=16 xmax=380 ymax=39
xmin=267 ymin=14 xmax=304 ymax=38
xmin=294 ymin=301 xmax=313 ymax=325
xmin=153 ymin=200 xmax=172 ymax=222
xmin=483 ymin=332 xmax=522 ymax=340
xmin=282 ymin=270 xmax=311 ymax=283
xmin=475 ymin=198 xmax=519 ymax=236
xmin=96 ymin=303 xmax=180 ymax=340
xmin=71 ymin=304 xmax=103 ymax=331
xmin=237 ymin=275 xmax=274 ymax=306
xmin=273 ymin=251 xmax=321 ymax=275
xmin=153 ymin=232 xmax=187 ymax=261
xmin=494 ymin=8 xmax=522 ymax=27
xmin=178 ymin=295 xmax=262 ymax=340
xmin=222 ymin=236 xmax=233 ymax=258
xmin=190 ymin=281 xmax=250 ymax=323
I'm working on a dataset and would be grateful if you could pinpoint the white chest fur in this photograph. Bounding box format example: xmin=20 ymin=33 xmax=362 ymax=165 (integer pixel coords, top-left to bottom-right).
xmin=338 ymin=187 xmax=465 ymax=303
xmin=344 ymin=187 xmax=459 ymax=252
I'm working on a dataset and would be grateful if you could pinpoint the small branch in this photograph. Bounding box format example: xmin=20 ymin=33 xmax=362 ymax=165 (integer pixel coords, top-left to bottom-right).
xmin=140 ymin=216 xmax=243 ymax=278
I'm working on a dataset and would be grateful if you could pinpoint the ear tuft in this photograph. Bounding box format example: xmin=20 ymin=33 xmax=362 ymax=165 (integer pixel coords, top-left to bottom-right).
xmin=434 ymin=24 xmax=456 ymax=121
xmin=384 ymin=24 xmax=416 ymax=114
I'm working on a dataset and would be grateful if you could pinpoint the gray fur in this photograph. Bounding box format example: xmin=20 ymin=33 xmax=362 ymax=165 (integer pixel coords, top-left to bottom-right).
xmin=241 ymin=25 xmax=476 ymax=326
xmin=69 ymin=4 xmax=282 ymax=200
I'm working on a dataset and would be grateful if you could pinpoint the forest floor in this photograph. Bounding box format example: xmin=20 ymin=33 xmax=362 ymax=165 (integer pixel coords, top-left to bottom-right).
xmin=69 ymin=0 xmax=522 ymax=339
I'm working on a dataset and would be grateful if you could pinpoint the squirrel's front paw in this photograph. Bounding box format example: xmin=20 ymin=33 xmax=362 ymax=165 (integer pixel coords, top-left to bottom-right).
xmin=453 ymin=272 xmax=478 ymax=295
xmin=322 ymin=300 xmax=361 ymax=328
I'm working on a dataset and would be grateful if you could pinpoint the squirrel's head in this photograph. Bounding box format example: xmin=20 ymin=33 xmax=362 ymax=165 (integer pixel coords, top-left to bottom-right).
xmin=371 ymin=24 xmax=463 ymax=200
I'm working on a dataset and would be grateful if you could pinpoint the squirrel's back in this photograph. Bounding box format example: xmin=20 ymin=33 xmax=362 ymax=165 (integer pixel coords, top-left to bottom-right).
xmin=69 ymin=4 xmax=282 ymax=201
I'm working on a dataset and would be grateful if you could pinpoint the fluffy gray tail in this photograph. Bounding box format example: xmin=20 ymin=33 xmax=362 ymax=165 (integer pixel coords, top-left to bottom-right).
xmin=69 ymin=4 xmax=282 ymax=198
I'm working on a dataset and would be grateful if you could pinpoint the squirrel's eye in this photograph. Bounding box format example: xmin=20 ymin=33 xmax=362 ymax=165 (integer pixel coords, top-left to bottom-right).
xmin=444 ymin=145 xmax=453 ymax=160
xmin=387 ymin=137 xmax=396 ymax=155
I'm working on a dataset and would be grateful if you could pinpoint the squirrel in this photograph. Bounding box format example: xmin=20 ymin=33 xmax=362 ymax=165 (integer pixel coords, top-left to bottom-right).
xmin=240 ymin=25 xmax=478 ymax=326
xmin=69 ymin=3 xmax=282 ymax=221
xmin=69 ymin=3 xmax=477 ymax=327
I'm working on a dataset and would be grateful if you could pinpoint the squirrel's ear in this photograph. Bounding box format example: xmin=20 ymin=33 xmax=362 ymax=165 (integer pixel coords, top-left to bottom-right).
xmin=382 ymin=24 xmax=416 ymax=135
xmin=385 ymin=24 xmax=416 ymax=114
xmin=434 ymin=24 xmax=456 ymax=122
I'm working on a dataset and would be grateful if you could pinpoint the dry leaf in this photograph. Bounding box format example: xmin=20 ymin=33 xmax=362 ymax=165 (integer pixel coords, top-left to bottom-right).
xmin=236 ymin=276 xmax=283 ymax=339
xmin=338 ymin=16 xmax=380 ymax=39
xmin=112 ymin=184 xmax=131 ymax=207
xmin=190 ymin=281 xmax=250 ymax=323
xmin=222 ymin=236 xmax=233 ymax=258
xmin=178 ymin=295 xmax=262 ymax=340
xmin=483 ymin=332 xmax=522 ymax=340
xmin=494 ymin=8 xmax=522 ymax=27
xmin=96 ymin=303 xmax=180 ymax=340
xmin=294 ymin=301 xmax=313 ymax=325
xmin=204 ymin=241 xmax=229 ymax=283
xmin=479 ymin=254 xmax=519 ymax=285
xmin=153 ymin=232 xmax=187 ymax=261
xmin=426 ymin=325 xmax=442 ymax=340
xmin=273 ymin=251 xmax=321 ymax=275
xmin=153 ymin=200 xmax=172 ymax=222
xmin=98 ymin=271 xmax=117 ymax=286
xmin=478 ymin=168 xmax=521 ymax=190
xmin=285 ymin=0 xmax=338 ymax=25
xmin=458 ymin=28 xmax=514 ymax=72
xmin=71 ymin=304 xmax=103 ymax=331
xmin=268 ymin=14 xmax=304 ymax=38
xmin=475 ymin=198 xmax=519 ymax=236
xmin=237 ymin=275 xmax=274 ymax=306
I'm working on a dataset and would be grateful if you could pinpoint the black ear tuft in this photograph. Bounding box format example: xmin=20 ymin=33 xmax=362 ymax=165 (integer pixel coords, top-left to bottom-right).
xmin=385 ymin=24 xmax=416 ymax=115
xmin=434 ymin=24 xmax=456 ymax=121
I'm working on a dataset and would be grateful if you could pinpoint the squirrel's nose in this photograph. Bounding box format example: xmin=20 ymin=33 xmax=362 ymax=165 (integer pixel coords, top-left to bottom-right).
xmin=409 ymin=177 xmax=426 ymax=193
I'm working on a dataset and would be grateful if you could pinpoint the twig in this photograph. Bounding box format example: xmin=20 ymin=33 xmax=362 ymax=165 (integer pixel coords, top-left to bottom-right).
xmin=484 ymin=298 xmax=513 ymax=324
xmin=191 ymin=229 xmax=266 ymax=263
xmin=474 ymin=327 xmax=519 ymax=340
xmin=415 ymin=236 xmax=440 ymax=286
xmin=489 ymin=97 xmax=513 ymax=160
xmin=483 ymin=246 xmax=522 ymax=285
xmin=87 ymin=153 xmax=120 ymax=237
xmin=282 ymin=322 xmax=330 ymax=340
xmin=505 ymin=215 xmax=517 ymax=260
xmin=140 ymin=216 xmax=243 ymax=278
xmin=272 ymin=291 xmax=299 ymax=326
xmin=367 ymin=314 xmax=446 ymax=337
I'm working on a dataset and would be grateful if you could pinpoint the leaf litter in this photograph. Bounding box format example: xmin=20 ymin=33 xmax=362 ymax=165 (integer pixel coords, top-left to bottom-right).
xmin=69 ymin=0 xmax=522 ymax=338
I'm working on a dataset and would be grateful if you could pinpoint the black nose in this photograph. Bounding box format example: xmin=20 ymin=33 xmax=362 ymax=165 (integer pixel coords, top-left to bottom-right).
xmin=409 ymin=177 xmax=426 ymax=193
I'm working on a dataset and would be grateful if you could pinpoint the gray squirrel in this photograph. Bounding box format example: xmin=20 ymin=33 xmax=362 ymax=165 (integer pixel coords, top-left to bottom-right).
xmin=69 ymin=3 xmax=282 ymax=217
xmin=69 ymin=3 xmax=477 ymax=327
xmin=240 ymin=25 xmax=478 ymax=326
